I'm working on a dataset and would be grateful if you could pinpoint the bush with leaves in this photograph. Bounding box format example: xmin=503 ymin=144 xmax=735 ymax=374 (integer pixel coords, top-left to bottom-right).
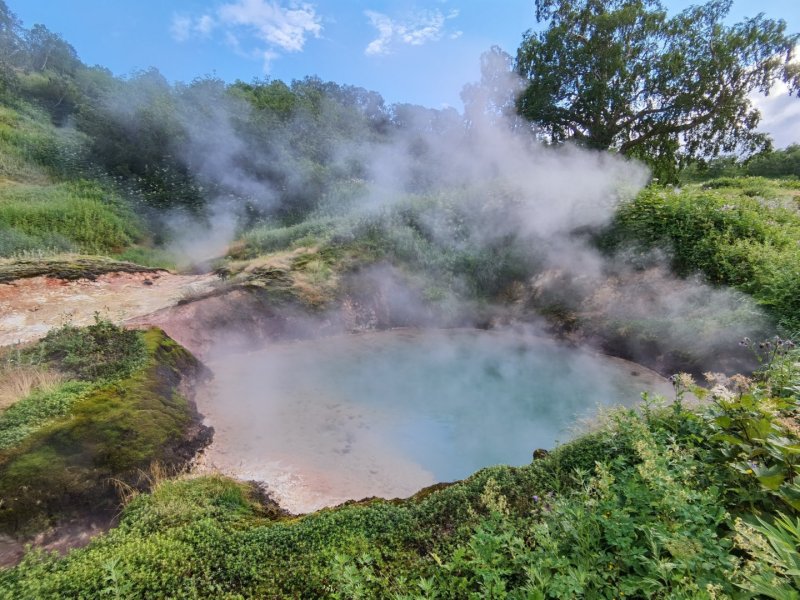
xmin=31 ymin=317 xmax=146 ymax=381
xmin=604 ymin=179 xmax=800 ymax=332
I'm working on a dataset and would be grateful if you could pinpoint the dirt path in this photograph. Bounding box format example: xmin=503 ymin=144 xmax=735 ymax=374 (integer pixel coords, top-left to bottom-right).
xmin=0 ymin=271 xmax=219 ymax=347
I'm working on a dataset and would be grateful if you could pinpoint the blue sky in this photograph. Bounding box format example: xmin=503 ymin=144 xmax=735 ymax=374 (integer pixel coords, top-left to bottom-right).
xmin=7 ymin=1 xmax=800 ymax=127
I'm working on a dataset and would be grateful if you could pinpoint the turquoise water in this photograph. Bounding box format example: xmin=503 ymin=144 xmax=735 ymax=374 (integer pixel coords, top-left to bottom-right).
xmin=204 ymin=329 xmax=671 ymax=508
xmin=292 ymin=329 xmax=668 ymax=480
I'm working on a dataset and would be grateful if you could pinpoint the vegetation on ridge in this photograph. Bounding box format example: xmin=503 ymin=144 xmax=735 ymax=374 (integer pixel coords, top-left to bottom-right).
xmin=604 ymin=177 xmax=800 ymax=332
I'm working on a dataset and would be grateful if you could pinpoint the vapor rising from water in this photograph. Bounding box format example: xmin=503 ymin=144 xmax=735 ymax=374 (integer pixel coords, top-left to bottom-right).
xmin=107 ymin=50 xmax=770 ymax=508
xmin=100 ymin=50 xmax=769 ymax=370
xmin=198 ymin=328 xmax=674 ymax=512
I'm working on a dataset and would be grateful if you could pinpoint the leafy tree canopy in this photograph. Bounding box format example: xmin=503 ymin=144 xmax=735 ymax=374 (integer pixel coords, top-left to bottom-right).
xmin=25 ymin=23 xmax=79 ymax=75
xmin=515 ymin=0 xmax=800 ymax=180
xmin=0 ymin=0 xmax=22 ymax=63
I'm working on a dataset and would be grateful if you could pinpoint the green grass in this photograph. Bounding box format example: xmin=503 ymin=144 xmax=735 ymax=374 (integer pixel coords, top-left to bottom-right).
xmin=0 ymin=180 xmax=143 ymax=257
xmin=0 ymin=381 xmax=93 ymax=450
xmin=604 ymin=177 xmax=800 ymax=332
xmin=0 ymin=101 xmax=88 ymax=183
xmin=0 ymin=103 xmax=56 ymax=185
xmin=112 ymin=246 xmax=178 ymax=270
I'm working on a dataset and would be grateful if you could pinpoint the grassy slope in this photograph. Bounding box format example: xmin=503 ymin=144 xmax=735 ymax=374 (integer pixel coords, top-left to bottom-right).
xmin=0 ymin=327 xmax=203 ymax=534
xmin=0 ymin=103 xmax=62 ymax=186
xmin=0 ymin=102 xmax=148 ymax=260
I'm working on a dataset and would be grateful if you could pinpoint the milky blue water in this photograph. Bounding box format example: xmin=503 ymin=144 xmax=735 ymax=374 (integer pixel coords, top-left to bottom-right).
xmin=295 ymin=329 xmax=669 ymax=478
xmin=204 ymin=328 xmax=671 ymax=509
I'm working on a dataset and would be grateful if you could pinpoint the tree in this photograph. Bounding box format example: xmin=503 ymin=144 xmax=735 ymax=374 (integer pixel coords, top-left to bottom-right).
xmin=0 ymin=0 xmax=23 ymax=99
xmin=0 ymin=0 xmax=23 ymax=66
xmin=25 ymin=23 xmax=80 ymax=75
xmin=515 ymin=0 xmax=800 ymax=179
xmin=461 ymin=46 xmax=525 ymax=128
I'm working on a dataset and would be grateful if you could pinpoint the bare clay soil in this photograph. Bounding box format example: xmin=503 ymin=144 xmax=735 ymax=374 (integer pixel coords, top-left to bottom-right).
xmin=0 ymin=271 xmax=219 ymax=347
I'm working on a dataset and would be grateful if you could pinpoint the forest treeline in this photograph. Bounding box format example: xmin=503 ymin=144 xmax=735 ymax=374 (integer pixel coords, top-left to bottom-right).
xmin=1 ymin=0 xmax=469 ymax=225
xmin=2 ymin=0 xmax=799 ymax=232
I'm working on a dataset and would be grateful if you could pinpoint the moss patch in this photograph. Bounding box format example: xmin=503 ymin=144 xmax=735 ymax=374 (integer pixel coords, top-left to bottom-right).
xmin=0 ymin=329 xmax=204 ymax=534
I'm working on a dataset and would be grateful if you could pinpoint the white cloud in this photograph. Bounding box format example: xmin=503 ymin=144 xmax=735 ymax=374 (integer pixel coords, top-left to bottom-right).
xmin=752 ymin=81 xmax=800 ymax=149
xmin=170 ymin=15 xmax=193 ymax=42
xmin=218 ymin=0 xmax=321 ymax=53
xmin=195 ymin=14 xmax=217 ymax=36
xmin=171 ymin=0 xmax=322 ymax=72
xmin=364 ymin=11 xmax=394 ymax=56
xmin=260 ymin=49 xmax=281 ymax=72
xmin=750 ymin=47 xmax=800 ymax=149
xmin=170 ymin=14 xmax=217 ymax=41
xmin=364 ymin=8 xmax=459 ymax=56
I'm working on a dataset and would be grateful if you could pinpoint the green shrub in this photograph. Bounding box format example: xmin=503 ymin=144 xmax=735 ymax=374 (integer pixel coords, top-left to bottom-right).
xmin=32 ymin=318 xmax=147 ymax=381
xmin=241 ymin=216 xmax=341 ymax=255
xmin=681 ymin=148 xmax=800 ymax=182
xmin=746 ymin=145 xmax=800 ymax=179
xmin=604 ymin=181 xmax=800 ymax=331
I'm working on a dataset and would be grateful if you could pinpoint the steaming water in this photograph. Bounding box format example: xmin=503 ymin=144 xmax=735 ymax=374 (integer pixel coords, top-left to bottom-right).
xmin=198 ymin=329 xmax=672 ymax=513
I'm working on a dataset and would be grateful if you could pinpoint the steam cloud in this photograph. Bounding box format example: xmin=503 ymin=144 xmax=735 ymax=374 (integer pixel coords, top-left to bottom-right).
xmin=103 ymin=52 xmax=771 ymax=510
xmin=100 ymin=52 xmax=769 ymax=373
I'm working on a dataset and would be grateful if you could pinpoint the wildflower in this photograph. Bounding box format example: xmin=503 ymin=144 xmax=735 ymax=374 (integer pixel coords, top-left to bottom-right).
xmin=710 ymin=384 xmax=734 ymax=401
xmin=670 ymin=373 xmax=695 ymax=389
xmin=704 ymin=372 xmax=729 ymax=386
xmin=729 ymin=374 xmax=752 ymax=394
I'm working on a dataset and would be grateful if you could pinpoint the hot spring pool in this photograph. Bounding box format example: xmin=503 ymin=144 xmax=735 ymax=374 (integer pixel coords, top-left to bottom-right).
xmin=196 ymin=328 xmax=672 ymax=512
